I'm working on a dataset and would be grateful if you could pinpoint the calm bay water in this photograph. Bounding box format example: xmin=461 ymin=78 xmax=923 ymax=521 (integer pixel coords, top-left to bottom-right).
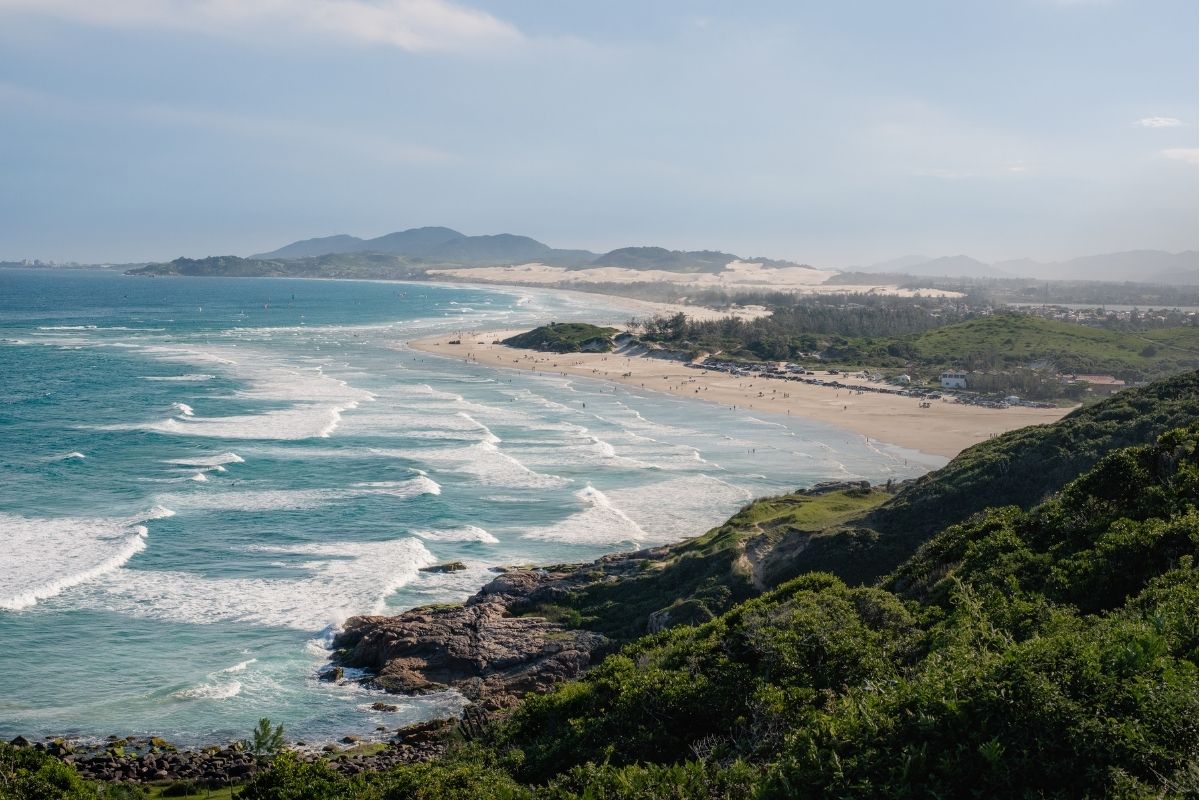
xmin=0 ymin=269 xmax=943 ymax=745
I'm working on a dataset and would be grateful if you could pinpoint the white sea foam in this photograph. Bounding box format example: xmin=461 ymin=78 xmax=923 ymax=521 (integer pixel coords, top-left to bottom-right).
xmin=163 ymin=452 xmax=245 ymax=468
xmin=189 ymin=472 xmax=208 ymax=482
xmin=59 ymin=451 xmax=87 ymax=461
xmin=153 ymin=475 xmax=439 ymax=513
xmin=84 ymin=538 xmax=436 ymax=630
xmin=142 ymin=374 xmax=215 ymax=382
xmin=0 ymin=508 xmax=171 ymax=610
xmin=171 ymin=402 xmax=195 ymax=417
xmin=351 ymin=476 xmax=443 ymax=499
xmin=522 ymin=485 xmax=647 ymax=545
xmin=221 ymin=658 xmax=258 ymax=673
xmin=121 ymin=344 xmax=375 ymax=440
xmin=603 ymin=476 xmax=754 ymax=543
xmin=412 ymin=525 xmax=498 ymax=544
xmin=173 ymin=680 xmax=243 ymax=700
xmin=419 ymin=440 xmax=570 ymax=489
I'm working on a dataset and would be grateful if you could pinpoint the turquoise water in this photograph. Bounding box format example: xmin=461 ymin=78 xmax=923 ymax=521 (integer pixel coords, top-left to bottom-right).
xmin=0 ymin=269 xmax=943 ymax=745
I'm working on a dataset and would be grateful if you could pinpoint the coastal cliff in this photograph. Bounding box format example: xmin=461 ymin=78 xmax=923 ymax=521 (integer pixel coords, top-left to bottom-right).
xmin=330 ymin=373 xmax=1199 ymax=713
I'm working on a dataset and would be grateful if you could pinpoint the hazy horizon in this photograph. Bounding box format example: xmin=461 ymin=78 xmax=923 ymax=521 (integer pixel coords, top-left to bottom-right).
xmin=1 ymin=0 xmax=1196 ymax=266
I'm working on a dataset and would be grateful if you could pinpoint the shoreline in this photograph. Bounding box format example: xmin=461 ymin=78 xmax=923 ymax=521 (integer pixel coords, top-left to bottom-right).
xmin=407 ymin=329 xmax=1074 ymax=459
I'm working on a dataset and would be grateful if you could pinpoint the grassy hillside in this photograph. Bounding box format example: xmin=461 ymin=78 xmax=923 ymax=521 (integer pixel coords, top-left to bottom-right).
xmin=414 ymin=375 xmax=1197 ymax=646
xmin=779 ymin=371 xmax=1200 ymax=586
xmin=518 ymin=486 xmax=893 ymax=642
xmin=908 ymin=314 xmax=1197 ymax=378
xmin=501 ymin=323 xmax=618 ymax=353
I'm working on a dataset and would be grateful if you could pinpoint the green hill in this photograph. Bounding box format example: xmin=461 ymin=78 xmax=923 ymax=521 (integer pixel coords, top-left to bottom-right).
xmin=502 ymin=323 xmax=619 ymax=353
xmin=908 ymin=314 xmax=1196 ymax=379
xmin=591 ymin=246 xmax=740 ymax=273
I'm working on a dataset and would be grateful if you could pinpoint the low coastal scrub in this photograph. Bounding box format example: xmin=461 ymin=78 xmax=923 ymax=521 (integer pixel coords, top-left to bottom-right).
xmin=634 ymin=310 xmax=1196 ymax=389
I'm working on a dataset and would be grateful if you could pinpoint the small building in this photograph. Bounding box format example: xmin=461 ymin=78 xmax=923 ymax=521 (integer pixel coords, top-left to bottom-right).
xmin=1070 ymin=374 xmax=1127 ymax=396
xmin=940 ymin=370 xmax=969 ymax=389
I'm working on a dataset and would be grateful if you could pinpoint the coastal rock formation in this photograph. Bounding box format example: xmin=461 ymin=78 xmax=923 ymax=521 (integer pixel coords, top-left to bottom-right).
xmin=334 ymin=569 xmax=610 ymax=710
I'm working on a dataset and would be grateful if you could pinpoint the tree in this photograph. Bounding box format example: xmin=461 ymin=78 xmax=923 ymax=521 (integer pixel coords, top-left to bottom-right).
xmin=245 ymin=718 xmax=285 ymax=763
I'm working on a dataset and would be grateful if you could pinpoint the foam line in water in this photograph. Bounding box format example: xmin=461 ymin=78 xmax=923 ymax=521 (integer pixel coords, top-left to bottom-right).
xmin=412 ymin=438 xmax=569 ymax=489
xmin=412 ymin=525 xmax=498 ymax=544
xmin=164 ymin=452 xmax=245 ymax=467
xmin=172 ymin=680 xmax=242 ymax=700
xmin=0 ymin=508 xmax=172 ymax=610
xmin=83 ymin=538 xmax=436 ymax=631
xmin=171 ymin=402 xmax=195 ymax=417
xmin=521 ymin=484 xmax=647 ymax=545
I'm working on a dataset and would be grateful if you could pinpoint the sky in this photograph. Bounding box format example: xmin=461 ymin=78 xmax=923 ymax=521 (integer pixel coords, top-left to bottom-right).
xmin=0 ymin=0 xmax=1196 ymax=267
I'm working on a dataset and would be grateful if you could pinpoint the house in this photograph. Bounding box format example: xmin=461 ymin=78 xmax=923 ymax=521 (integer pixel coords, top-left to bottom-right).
xmin=1069 ymin=374 xmax=1127 ymax=396
xmin=940 ymin=370 xmax=969 ymax=389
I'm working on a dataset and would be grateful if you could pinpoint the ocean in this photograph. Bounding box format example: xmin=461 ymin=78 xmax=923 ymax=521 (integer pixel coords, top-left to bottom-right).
xmin=0 ymin=268 xmax=943 ymax=745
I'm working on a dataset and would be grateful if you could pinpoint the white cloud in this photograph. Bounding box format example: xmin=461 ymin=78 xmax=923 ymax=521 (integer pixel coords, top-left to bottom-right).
xmin=0 ymin=0 xmax=522 ymax=53
xmin=1135 ymin=116 xmax=1185 ymax=128
xmin=1161 ymin=148 xmax=1199 ymax=165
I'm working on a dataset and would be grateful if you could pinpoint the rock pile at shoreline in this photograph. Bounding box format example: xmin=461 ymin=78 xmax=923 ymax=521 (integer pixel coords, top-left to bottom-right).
xmin=333 ymin=568 xmax=611 ymax=711
xmin=7 ymin=719 xmax=453 ymax=787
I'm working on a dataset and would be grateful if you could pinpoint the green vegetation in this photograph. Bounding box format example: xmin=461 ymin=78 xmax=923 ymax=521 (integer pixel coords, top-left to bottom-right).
xmin=0 ymin=744 xmax=146 ymax=799
xmin=5 ymin=375 xmax=1195 ymax=799
xmin=907 ymin=314 xmax=1196 ymax=378
xmin=501 ymin=323 xmax=618 ymax=354
xmin=785 ymin=372 xmax=1200 ymax=585
xmin=526 ymin=376 xmax=1198 ymax=633
xmin=522 ymin=486 xmax=892 ymax=643
xmin=243 ymin=720 xmax=284 ymax=764
xmin=636 ymin=309 xmax=1196 ymax=396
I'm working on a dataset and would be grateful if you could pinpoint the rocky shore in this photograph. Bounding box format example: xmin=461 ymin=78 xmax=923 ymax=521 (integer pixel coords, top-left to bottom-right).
xmin=330 ymin=481 xmax=892 ymax=712
xmin=6 ymin=718 xmax=452 ymax=788
xmin=331 ymin=565 xmax=619 ymax=711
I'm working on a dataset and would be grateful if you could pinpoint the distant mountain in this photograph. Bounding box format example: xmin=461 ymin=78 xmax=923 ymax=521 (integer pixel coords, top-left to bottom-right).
xmin=1048 ymin=250 xmax=1198 ymax=284
xmin=591 ymin=247 xmax=740 ymax=273
xmin=861 ymin=250 xmax=1198 ymax=285
xmin=252 ymin=234 xmax=366 ymax=260
xmin=863 ymin=254 xmax=935 ymax=272
xmin=424 ymin=233 xmax=553 ymax=264
xmin=363 ymin=226 xmax=465 ymax=256
xmin=253 ymin=227 xmax=465 ymax=260
xmin=899 ymin=255 xmax=1011 ymax=279
xmin=250 ymin=227 xmax=598 ymax=267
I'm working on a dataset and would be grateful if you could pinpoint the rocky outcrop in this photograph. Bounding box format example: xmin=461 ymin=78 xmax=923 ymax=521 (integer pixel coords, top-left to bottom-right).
xmin=333 ymin=568 xmax=610 ymax=711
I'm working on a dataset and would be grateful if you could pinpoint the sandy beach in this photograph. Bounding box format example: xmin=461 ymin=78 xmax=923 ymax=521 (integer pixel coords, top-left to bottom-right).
xmin=408 ymin=329 xmax=1074 ymax=459
xmin=426 ymin=260 xmax=964 ymax=299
